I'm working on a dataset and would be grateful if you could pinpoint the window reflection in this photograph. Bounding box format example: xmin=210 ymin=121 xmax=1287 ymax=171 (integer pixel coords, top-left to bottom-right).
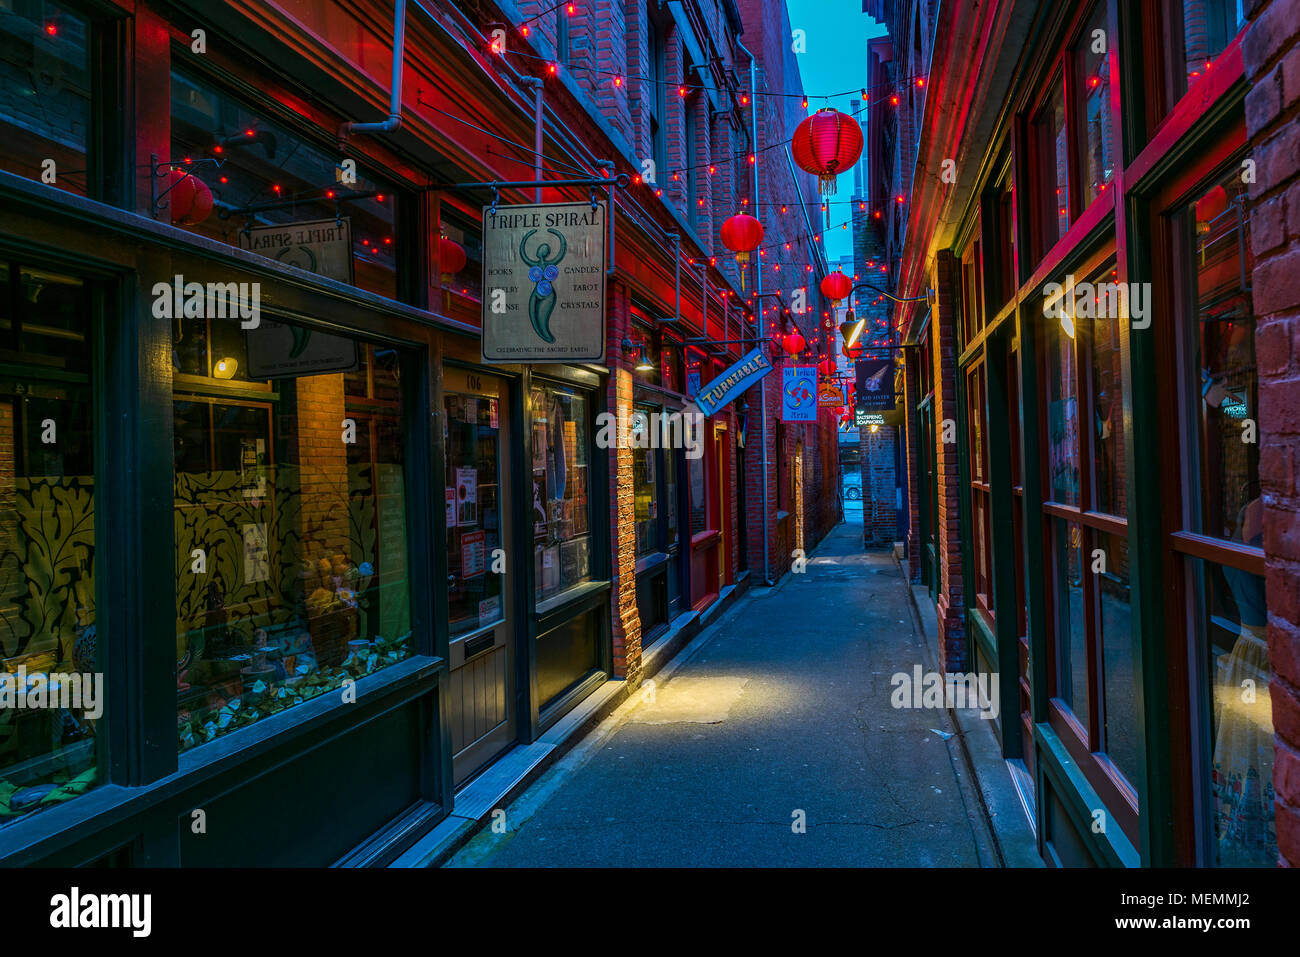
xmin=1177 ymin=0 xmax=1246 ymax=94
xmin=1076 ymin=3 xmax=1114 ymax=207
xmin=445 ymin=386 xmax=502 ymax=636
xmin=169 ymin=69 xmax=398 ymax=298
xmin=1047 ymin=320 xmax=1080 ymax=506
xmin=0 ymin=1 xmax=90 ymax=197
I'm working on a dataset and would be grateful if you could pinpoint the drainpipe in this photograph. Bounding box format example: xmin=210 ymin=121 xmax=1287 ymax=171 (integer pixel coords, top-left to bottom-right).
xmin=522 ymin=76 xmax=544 ymax=203
xmin=339 ymin=0 xmax=407 ymax=143
xmin=737 ymin=39 xmax=772 ymax=586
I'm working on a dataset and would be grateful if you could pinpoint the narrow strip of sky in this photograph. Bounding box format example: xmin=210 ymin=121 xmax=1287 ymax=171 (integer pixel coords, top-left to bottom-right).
xmin=783 ymin=0 xmax=886 ymax=262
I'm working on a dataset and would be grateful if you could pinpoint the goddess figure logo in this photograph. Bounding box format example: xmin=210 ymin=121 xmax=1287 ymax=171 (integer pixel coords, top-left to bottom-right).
xmin=521 ymin=228 xmax=567 ymax=343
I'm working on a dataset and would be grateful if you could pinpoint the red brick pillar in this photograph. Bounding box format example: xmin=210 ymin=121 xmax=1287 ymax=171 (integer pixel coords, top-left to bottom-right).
xmin=605 ymin=280 xmax=642 ymax=682
xmin=1243 ymin=0 xmax=1300 ymax=868
xmin=932 ymin=250 xmax=965 ymax=671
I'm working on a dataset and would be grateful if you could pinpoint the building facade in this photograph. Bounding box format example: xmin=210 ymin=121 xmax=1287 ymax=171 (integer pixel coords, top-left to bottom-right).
xmin=868 ymin=0 xmax=1300 ymax=867
xmin=0 ymin=0 xmax=833 ymax=866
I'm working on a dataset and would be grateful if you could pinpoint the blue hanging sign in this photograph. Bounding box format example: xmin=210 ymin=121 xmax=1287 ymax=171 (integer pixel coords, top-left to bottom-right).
xmin=782 ymin=366 xmax=818 ymax=422
xmin=692 ymin=347 xmax=774 ymax=418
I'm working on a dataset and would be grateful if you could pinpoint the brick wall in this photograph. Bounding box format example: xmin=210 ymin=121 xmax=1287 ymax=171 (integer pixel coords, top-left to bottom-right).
xmin=605 ymin=280 xmax=643 ymax=682
xmin=1242 ymin=0 xmax=1300 ymax=868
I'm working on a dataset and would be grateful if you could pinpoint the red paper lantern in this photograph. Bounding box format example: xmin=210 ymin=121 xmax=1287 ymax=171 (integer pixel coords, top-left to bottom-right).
xmin=844 ymin=342 xmax=864 ymax=361
xmin=438 ymin=236 xmax=467 ymax=276
xmin=820 ymin=271 xmax=853 ymax=302
xmin=792 ymin=108 xmax=864 ymax=194
xmin=817 ymin=358 xmax=834 ymax=377
xmin=720 ymin=213 xmax=764 ymax=264
xmin=167 ymin=170 xmax=213 ymax=226
xmin=782 ymin=330 xmax=806 ymax=356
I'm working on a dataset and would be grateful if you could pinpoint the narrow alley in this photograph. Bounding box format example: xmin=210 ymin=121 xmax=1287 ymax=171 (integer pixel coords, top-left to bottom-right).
xmin=446 ymin=524 xmax=1030 ymax=867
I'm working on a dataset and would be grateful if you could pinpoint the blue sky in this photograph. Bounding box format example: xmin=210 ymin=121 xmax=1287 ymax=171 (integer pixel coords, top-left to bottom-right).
xmin=782 ymin=0 xmax=886 ymax=261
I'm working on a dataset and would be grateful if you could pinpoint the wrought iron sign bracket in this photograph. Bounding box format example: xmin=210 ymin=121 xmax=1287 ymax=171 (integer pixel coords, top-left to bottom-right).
xmin=150 ymin=153 xmax=224 ymax=218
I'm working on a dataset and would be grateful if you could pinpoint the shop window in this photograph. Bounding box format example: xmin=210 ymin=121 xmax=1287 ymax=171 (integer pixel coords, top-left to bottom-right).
xmin=0 ymin=263 xmax=97 ymax=824
xmin=168 ymin=68 xmax=398 ymax=299
xmin=966 ymin=362 xmax=993 ymax=620
xmin=1097 ymin=527 xmax=1136 ymax=784
xmin=688 ymin=446 xmax=707 ymax=534
xmin=1166 ymin=0 xmax=1246 ymax=101
xmin=960 ymin=230 xmax=984 ymax=346
xmin=1172 ymin=166 xmax=1273 ymax=866
xmin=1041 ymin=254 xmax=1138 ymax=799
xmin=0 ymin=1 xmax=91 ymax=197
xmin=531 ymin=383 xmax=593 ymax=606
xmin=1045 ymin=318 xmax=1081 ymax=507
xmin=993 ymin=174 xmax=1016 ymax=305
xmin=173 ymin=317 xmax=413 ymax=754
xmin=438 ymin=205 xmax=483 ymax=304
xmin=1074 ymin=3 xmax=1114 ymax=209
xmin=1030 ymin=77 xmax=1070 ymax=261
xmin=1088 ymin=265 xmax=1126 ymax=518
xmin=632 ymin=404 xmax=659 ymax=558
xmin=1052 ymin=518 xmax=1088 ymax=730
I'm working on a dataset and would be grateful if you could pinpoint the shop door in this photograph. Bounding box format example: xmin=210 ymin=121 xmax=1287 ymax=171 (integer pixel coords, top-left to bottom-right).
xmin=918 ymin=400 xmax=938 ymax=595
xmin=444 ymin=369 xmax=515 ymax=787
xmin=794 ymin=440 xmax=805 ymax=554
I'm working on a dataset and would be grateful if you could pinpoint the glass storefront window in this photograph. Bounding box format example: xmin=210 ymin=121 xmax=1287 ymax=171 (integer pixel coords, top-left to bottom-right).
xmin=688 ymin=452 xmax=707 ymax=534
xmin=1075 ymin=3 xmax=1114 ymax=208
xmin=445 ymin=384 xmax=503 ymax=636
xmin=1046 ymin=320 xmax=1081 ymax=506
xmin=1053 ymin=519 xmax=1087 ymax=731
xmin=1176 ymin=166 xmax=1273 ymax=866
xmin=1033 ymin=79 xmax=1070 ymax=258
xmin=0 ymin=1 xmax=91 ymax=197
xmin=1097 ymin=529 xmax=1136 ymax=783
xmin=1088 ymin=264 xmax=1126 ymax=517
xmin=173 ymin=317 xmax=412 ymax=753
xmin=169 ymin=68 xmax=398 ymax=299
xmin=632 ymin=405 xmax=658 ymax=557
xmin=531 ymin=384 xmax=592 ymax=605
xmin=1175 ymin=0 xmax=1246 ymax=96
xmin=0 ymin=264 xmax=97 ymax=823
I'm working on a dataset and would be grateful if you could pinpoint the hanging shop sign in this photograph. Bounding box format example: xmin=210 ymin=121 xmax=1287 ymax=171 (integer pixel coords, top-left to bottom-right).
xmin=692 ymin=347 xmax=773 ymax=418
xmin=855 ymin=357 xmax=896 ymax=411
xmin=238 ymin=217 xmax=355 ymax=283
xmin=782 ymin=365 xmax=818 ymax=422
xmin=856 ymin=410 xmax=885 ymax=426
xmin=481 ymin=202 xmax=607 ymax=363
xmin=818 ymin=381 xmax=847 ymax=407
xmin=246 ymin=318 xmax=359 ymax=379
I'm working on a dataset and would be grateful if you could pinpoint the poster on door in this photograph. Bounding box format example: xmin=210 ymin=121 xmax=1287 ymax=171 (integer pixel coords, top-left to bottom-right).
xmin=456 ymin=467 xmax=477 ymax=526
xmin=445 ymin=488 xmax=457 ymax=528
xmin=460 ymin=530 xmax=486 ymax=577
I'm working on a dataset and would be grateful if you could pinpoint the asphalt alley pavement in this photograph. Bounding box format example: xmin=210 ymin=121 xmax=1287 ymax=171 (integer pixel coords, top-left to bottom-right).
xmin=446 ymin=521 xmax=1005 ymax=867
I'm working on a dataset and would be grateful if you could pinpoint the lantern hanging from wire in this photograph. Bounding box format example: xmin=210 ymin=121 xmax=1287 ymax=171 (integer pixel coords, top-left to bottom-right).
xmin=820 ymin=270 xmax=854 ymax=302
xmin=782 ymin=329 xmax=806 ymax=356
xmin=720 ymin=213 xmax=764 ymax=292
xmin=792 ymin=108 xmax=864 ymax=194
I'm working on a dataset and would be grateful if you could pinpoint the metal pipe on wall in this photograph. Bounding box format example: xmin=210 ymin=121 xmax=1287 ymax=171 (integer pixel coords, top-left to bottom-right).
xmin=736 ymin=39 xmax=771 ymax=586
xmin=339 ymin=0 xmax=408 ymax=141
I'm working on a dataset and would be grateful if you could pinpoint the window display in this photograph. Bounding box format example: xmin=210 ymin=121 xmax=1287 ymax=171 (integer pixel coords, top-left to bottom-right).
xmin=531 ymin=384 xmax=592 ymax=604
xmin=0 ymin=265 xmax=97 ymax=824
xmin=173 ymin=317 xmax=412 ymax=753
